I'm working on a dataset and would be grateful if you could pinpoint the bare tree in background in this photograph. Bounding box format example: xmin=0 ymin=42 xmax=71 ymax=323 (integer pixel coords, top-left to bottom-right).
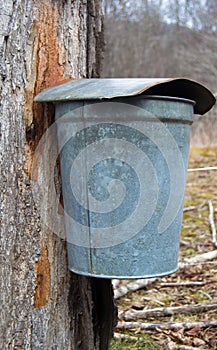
xmin=102 ymin=0 xmax=217 ymax=145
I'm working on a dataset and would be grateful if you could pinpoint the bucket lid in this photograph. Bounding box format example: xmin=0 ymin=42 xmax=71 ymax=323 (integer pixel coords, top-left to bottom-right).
xmin=34 ymin=78 xmax=216 ymax=115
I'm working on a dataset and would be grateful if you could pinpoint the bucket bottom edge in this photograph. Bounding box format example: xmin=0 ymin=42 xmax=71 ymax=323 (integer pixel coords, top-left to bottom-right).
xmin=68 ymin=267 xmax=178 ymax=279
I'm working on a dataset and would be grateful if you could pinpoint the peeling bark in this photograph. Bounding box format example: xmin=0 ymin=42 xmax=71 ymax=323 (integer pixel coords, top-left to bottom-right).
xmin=0 ymin=1 xmax=115 ymax=349
xmin=34 ymin=245 xmax=50 ymax=308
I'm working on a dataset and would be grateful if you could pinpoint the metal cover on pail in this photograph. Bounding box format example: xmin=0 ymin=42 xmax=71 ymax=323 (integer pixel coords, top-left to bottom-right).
xmin=34 ymin=78 xmax=216 ymax=279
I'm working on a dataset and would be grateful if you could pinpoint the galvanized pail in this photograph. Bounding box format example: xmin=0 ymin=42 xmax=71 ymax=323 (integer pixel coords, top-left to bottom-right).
xmin=55 ymin=96 xmax=193 ymax=278
xmin=35 ymin=78 xmax=215 ymax=279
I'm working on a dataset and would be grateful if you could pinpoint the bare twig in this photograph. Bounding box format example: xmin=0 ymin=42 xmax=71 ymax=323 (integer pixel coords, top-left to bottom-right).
xmin=160 ymin=281 xmax=205 ymax=287
xmin=188 ymin=166 xmax=217 ymax=172
xmin=183 ymin=205 xmax=197 ymax=212
xmin=119 ymin=302 xmax=217 ymax=321
xmin=112 ymin=280 xmax=120 ymax=289
xmin=199 ymin=290 xmax=212 ymax=301
xmin=181 ymin=250 xmax=217 ymax=266
xmin=179 ymin=346 xmax=202 ymax=350
xmin=113 ymin=332 xmax=144 ymax=342
xmin=208 ymin=199 xmax=217 ymax=247
xmin=180 ymin=240 xmax=192 ymax=247
xmin=183 ymin=201 xmax=206 ymax=212
xmin=117 ymin=320 xmax=217 ymax=331
xmin=114 ymin=278 xmax=156 ymax=299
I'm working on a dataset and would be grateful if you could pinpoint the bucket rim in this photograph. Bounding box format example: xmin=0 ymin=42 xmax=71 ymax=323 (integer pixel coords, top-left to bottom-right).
xmin=68 ymin=266 xmax=178 ymax=280
xmin=54 ymin=95 xmax=196 ymax=106
xmin=109 ymin=94 xmax=196 ymax=106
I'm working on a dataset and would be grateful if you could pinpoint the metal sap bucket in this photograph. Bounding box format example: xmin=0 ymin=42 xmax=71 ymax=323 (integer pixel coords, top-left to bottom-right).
xmin=35 ymin=78 xmax=215 ymax=279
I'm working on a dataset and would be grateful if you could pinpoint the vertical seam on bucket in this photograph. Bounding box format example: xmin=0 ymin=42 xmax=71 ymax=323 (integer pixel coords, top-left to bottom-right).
xmin=83 ymin=101 xmax=94 ymax=274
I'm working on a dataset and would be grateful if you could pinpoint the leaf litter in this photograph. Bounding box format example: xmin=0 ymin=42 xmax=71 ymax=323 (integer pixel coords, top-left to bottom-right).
xmin=111 ymin=147 xmax=217 ymax=350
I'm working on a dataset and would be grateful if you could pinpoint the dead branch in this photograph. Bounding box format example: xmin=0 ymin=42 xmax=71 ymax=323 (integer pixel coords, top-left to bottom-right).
xmin=180 ymin=240 xmax=192 ymax=247
xmin=183 ymin=201 xmax=206 ymax=212
xmin=113 ymin=332 xmax=144 ymax=342
xmin=160 ymin=282 xmax=205 ymax=287
xmin=188 ymin=166 xmax=217 ymax=172
xmin=114 ymin=278 xmax=156 ymax=299
xmin=183 ymin=205 xmax=197 ymax=212
xmin=200 ymin=290 xmax=213 ymax=301
xmin=181 ymin=250 xmax=217 ymax=266
xmin=208 ymin=199 xmax=217 ymax=247
xmin=112 ymin=279 xmax=120 ymax=289
xmin=119 ymin=302 xmax=217 ymax=321
xmin=179 ymin=346 xmax=202 ymax=350
xmin=117 ymin=320 xmax=217 ymax=331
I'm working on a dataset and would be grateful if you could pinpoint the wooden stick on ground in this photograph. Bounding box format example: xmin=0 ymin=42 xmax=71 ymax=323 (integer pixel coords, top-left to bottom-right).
xmin=179 ymin=346 xmax=202 ymax=350
xmin=117 ymin=320 xmax=217 ymax=331
xmin=183 ymin=202 xmax=206 ymax=212
xmin=119 ymin=302 xmax=217 ymax=321
xmin=114 ymin=278 xmax=156 ymax=299
xmin=113 ymin=332 xmax=144 ymax=342
xmin=182 ymin=249 xmax=217 ymax=265
xmin=208 ymin=199 xmax=217 ymax=247
xmin=188 ymin=166 xmax=217 ymax=172
xmin=183 ymin=205 xmax=197 ymax=212
xmin=160 ymin=281 xmax=205 ymax=287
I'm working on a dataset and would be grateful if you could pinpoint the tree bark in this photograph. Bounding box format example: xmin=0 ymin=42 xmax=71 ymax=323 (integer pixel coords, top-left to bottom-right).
xmin=0 ymin=1 xmax=115 ymax=349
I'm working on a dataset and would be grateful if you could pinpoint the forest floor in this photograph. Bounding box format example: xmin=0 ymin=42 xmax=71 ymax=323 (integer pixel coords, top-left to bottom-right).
xmin=110 ymin=147 xmax=217 ymax=350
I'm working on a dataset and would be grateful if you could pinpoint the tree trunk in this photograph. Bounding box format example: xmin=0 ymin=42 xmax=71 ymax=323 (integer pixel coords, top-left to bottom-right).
xmin=0 ymin=1 xmax=115 ymax=349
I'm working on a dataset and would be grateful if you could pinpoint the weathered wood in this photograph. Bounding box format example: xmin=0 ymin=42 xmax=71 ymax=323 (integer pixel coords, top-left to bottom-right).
xmin=114 ymin=332 xmax=144 ymax=342
xmin=114 ymin=278 xmax=157 ymax=299
xmin=208 ymin=199 xmax=217 ymax=247
xmin=117 ymin=320 xmax=217 ymax=331
xmin=119 ymin=302 xmax=217 ymax=321
xmin=160 ymin=282 xmax=206 ymax=287
xmin=182 ymin=250 xmax=217 ymax=265
xmin=0 ymin=1 xmax=115 ymax=349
